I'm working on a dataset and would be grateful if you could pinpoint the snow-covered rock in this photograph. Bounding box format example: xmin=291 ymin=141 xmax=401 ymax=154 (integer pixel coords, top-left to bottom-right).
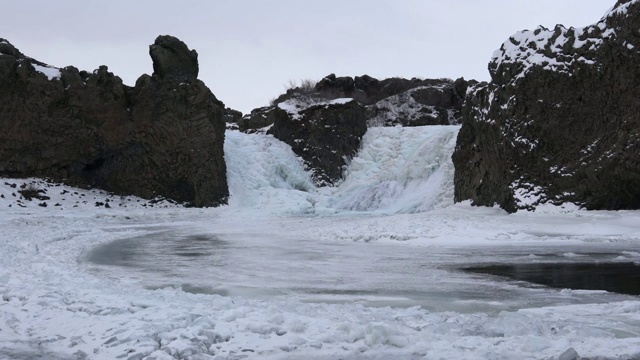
xmin=268 ymin=95 xmax=367 ymax=186
xmin=236 ymin=75 xmax=471 ymax=132
xmin=454 ymin=0 xmax=640 ymax=212
xmin=366 ymin=79 xmax=468 ymax=127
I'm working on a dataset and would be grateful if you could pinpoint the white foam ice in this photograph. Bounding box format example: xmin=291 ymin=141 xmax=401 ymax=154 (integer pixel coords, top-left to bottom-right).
xmin=224 ymin=125 xmax=458 ymax=215
xmin=224 ymin=130 xmax=316 ymax=213
xmin=320 ymin=126 xmax=458 ymax=214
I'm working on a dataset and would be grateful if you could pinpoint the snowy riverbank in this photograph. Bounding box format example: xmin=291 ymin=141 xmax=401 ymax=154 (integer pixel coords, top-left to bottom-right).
xmin=1 ymin=126 xmax=640 ymax=359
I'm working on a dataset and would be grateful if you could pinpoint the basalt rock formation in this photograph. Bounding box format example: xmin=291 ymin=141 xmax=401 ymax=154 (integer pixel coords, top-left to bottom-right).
xmin=236 ymin=75 xmax=471 ymax=133
xmin=236 ymin=95 xmax=367 ymax=185
xmin=314 ymin=74 xmax=469 ymax=109
xmin=269 ymin=97 xmax=367 ymax=185
xmin=453 ymin=0 xmax=640 ymax=212
xmin=0 ymin=35 xmax=229 ymax=206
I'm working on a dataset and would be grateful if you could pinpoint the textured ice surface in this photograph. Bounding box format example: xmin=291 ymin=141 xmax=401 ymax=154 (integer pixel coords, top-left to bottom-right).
xmin=1 ymin=125 xmax=640 ymax=359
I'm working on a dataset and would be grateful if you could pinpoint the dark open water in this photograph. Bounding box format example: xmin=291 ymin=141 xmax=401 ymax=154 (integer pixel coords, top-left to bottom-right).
xmin=465 ymin=262 xmax=640 ymax=295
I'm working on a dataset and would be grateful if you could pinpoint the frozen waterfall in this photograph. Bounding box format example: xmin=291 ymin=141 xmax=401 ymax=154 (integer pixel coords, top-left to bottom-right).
xmin=223 ymin=125 xmax=460 ymax=214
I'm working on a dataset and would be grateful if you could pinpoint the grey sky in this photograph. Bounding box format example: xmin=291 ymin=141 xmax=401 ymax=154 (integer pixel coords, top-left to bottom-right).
xmin=4 ymin=1 xmax=612 ymax=113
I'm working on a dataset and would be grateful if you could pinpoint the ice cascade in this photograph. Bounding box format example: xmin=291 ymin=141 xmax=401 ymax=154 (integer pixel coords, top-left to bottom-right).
xmin=224 ymin=125 xmax=460 ymax=214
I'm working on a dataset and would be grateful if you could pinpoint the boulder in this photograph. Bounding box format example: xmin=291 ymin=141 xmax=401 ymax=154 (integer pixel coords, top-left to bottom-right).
xmin=224 ymin=107 xmax=243 ymax=124
xmin=0 ymin=36 xmax=229 ymax=206
xmin=235 ymin=106 xmax=281 ymax=133
xmin=149 ymin=35 xmax=199 ymax=81
xmin=315 ymin=73 xmax=356 ymax=98
xmin=453 ymin=0 xmax=640 ymax=212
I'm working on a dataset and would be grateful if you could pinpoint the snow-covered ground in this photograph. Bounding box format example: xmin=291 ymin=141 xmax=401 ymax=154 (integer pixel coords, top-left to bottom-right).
xmin=1 ymin=126 xmax=640 ymax=360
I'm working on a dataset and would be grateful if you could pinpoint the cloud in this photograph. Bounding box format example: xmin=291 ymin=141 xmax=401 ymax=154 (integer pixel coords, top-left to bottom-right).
xmin=4 ymin=0 xmax=612 ymax=113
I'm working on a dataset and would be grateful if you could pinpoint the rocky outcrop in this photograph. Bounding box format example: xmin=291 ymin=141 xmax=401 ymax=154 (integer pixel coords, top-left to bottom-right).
xmin=268 ymin=97 xmax=367 ymax=185
xmin=453 ymin=0 xmax=640 ymax=212
xmin=316 ymin=74 xmax=469 ymax=108
xmin=149 ymin=35 xmax=199 ymax=81
xmin=366 ymin=77 xmax=471 ymax=127
xmin=0 ymin=36 xmax=229 ymax=206
xmin=233 ymin=75 xmax=470 ymax=133
xmin=238 ymin=94 xmax=367 ymax=185
xmin=235 ymin=106 xmax=277 ymax=133
xmin=224 ymin=107 xmax=243 ymax=125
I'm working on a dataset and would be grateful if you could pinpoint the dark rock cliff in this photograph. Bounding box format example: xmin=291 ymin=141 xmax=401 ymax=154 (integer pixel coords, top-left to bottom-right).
xmin=0 ymin=35 xmax=228 ymax=206
xmin=236 ymin=95 xmax=367 ymax=186
xmin=315 ymin=74 xmax=470 ymax=127
xmin=366 ymin=77 xmax=470 ymax=127
xmin=269 ymin=97 xmax=367 ymax=185
xmin=453 ymin=0 xmax=640 ymax=212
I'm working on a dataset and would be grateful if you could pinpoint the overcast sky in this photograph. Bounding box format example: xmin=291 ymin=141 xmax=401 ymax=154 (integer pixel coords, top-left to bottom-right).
xmin=4 ymin=1 xmax=613 ymax=113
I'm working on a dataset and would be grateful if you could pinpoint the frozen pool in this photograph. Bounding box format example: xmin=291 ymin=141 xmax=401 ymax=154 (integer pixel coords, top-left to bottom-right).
xmin=465 ymin=261 xmax=640 ymax=295
xmin=86 ymin=227 xmax=640 ymax=313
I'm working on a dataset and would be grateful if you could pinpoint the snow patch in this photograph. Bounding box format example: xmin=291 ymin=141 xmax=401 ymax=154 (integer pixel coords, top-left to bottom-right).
xmin=32 ymin=63 xmax=61 ymax=80
xmin=603 ymin=0 xmax=640 ymax=18
xmin=277 ymin=97 xmax=355 ymax=120
xmin=491 ymin=1 xmax=639 ymax=84
xmin=0 ymin=178 xmax=178 ymax=211
xmin=511 ymin=180 xmax=547 ymax=209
